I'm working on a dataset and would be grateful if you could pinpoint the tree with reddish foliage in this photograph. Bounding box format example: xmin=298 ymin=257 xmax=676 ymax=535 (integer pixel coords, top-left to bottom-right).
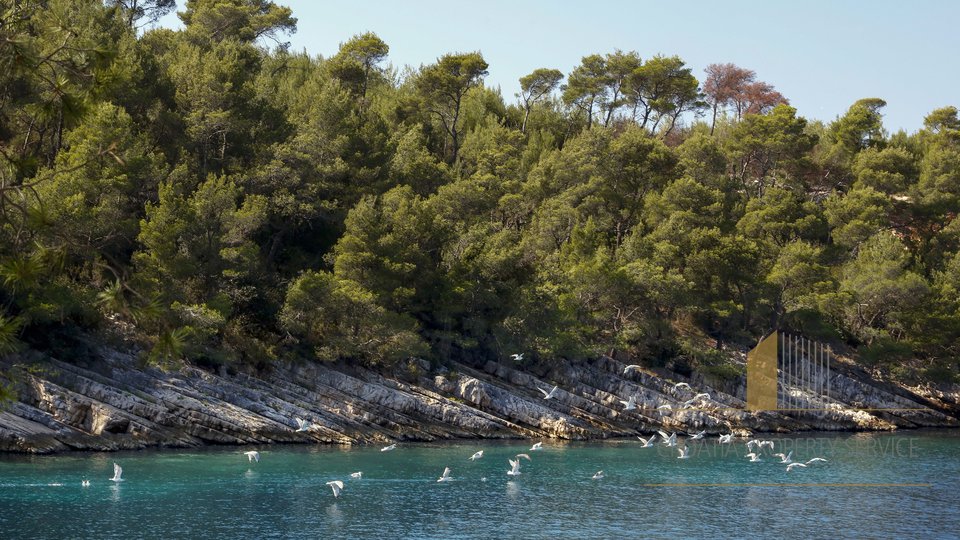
xmin=703 ymin=63 xmax=786 ymax=134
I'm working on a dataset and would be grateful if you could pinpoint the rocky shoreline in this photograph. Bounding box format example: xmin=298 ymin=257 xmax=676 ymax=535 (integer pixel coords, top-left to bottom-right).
xmin=1 ymin=345 xmax=958 ymax=454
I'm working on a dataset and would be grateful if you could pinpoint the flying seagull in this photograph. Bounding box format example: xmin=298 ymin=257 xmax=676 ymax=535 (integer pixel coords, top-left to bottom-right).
xmin=515 ymin=453 xmax=532 ymax=461
xmin=350 ymin=472 xmax=363 ymax=479
xmin=437 ymin=467 xmax=453 ymax=482
xmin=530 ymin=442 xmax=543 ymax=451
xmin=805 ymin=458 xmax=828 ymax=466
xmin=469 ymin=450 xmax=484 ymax=461
xmin=673 ymin=382 xmax=692 ymax=391
xmin=683 ymin=393 xmax=712 ymax=407
xmin=539 ymin=385 xmax=559 ymax=400
xmin=638 ymin=434 xmax=657 ymax=448
xmin=717 ymin=434 xmax=734 ymax=444
xmin=746 ymin=452 xmax=762 ymax=462
xmin=381 ymin=443 xmax=397 ymax=452
xmin=507 ymin=458 xmax=521 ymax=476
xmin=623 ymin=365 xmax=642 ymax=375
xmin=658 ymin=430 xmax=678 ymax=447
xmin=295 ymin=418 xmax=313 ymax=432
xmin=110 ymin=463 xmax=123 ymax=482
xmin=510 ymin=353 xmax=524 ymax=362
xmin=688 ymin=430 xmax=706 ymax=440
xmin=774 ymin=451 xmax=793 ymax=464
xmin=244 ymin=451 xmax=260 ymax=463
xmin=592 ymin=470 xmax=604 ymax=480
xmin=678 ymin=446 xmax=690 ymax=459
xmin=620 ymin=395 xmax=638 ymax=411
xmin=786 ymin=463 xmax=807 ymax=472
xmin=326 ymin=480 xmax=344 ymax=498
xmin=746 ymin=439 xmax=761 ymax=452
xmin=81 ymin=479 xmax=90 ymax=487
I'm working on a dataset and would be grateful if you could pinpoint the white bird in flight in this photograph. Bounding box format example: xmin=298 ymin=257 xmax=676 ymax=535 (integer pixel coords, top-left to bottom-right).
xmin=592 ymin=470 xmax=604 ymax=480
xmin=110 ymin=463 xmax=123 ymax=482
xmin=774 ymin=451 xmax=793 ymax=464
xmin=678 ymin=446 xmax=690 ymax=459
xmin=437 ymin=467 xmax=453 ymax=482
xmin=805 ymin=457 xmax=828 ymax=465
xmin=688 ymin=430 xmax=706 ymax=440
xmin=381 ymin=443 xmax=397 ymax=452
xmin=515 ymin=453 xmax=532 ymax=461
xmin=786 ymin=463 xmax=807 ymax=472
xmin=717 ymin=434 xmax=734 ymax=444
xmin=539 ymin=385 xmax=559 ymax=400
xmin=350 ymin=472 xmax=363 ymax=479
xmin=620 ymin=395 xmax=637 ymax=411
xmin=507 ymin=459 xmax=521 ymax=476
xmin=638 ymin=434 xmax=657 ymax=447
xmin=623 ymin=365 xmax=641 ymax=375
xmin=673 ymin=382 xmax=692 ymax=391
xmin=745 ymin=439 xmax=761 ymax=452
xmin=469 ymin=450 xmax=484 ymax=461
xmin=326 ymin=480 xmax=344 ymax=498
xmin=81 ymin=479 xmax=90 ymax=487
xmin=244 ymin=451 xmax=260 ymax=463
xmin=530 ymin=442 xmax=543 ymax=451
xmin=659 ymin=430 xmax=678 ymax=447
xmin=745 ymin=452 xmax=762 ymax=462
xmin=295 ymin=418 xmax=313 ymax=432
xmin=682 ymin=393 xmax=712 ymax=407
xmin=760 ymin=440 xmax=775 ymax=451
xmin=511 ymin=353 xmax=524 ymax=362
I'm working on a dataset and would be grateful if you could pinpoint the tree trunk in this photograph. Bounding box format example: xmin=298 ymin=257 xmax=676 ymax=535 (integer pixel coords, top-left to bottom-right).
xmin=710 ymin=102 xmax=719 ymax=135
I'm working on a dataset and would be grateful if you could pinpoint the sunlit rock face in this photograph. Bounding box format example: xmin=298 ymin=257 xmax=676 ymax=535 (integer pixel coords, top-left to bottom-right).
xmin=0 ymin=346 xmax=957 ymax=453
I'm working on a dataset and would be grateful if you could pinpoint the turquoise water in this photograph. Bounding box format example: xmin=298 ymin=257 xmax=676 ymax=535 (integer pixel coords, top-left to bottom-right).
xmin=1 ymin=431 xmax=958 ymax=539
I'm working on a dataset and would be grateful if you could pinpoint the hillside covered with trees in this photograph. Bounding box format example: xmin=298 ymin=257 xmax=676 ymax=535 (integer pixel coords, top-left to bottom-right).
xmin=2 ymin=0 xmax=959 ymax=395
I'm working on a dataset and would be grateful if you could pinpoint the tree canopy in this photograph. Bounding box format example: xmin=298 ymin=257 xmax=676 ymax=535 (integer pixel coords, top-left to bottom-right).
xmin=0 ymin=1 xmax=957 ymax=387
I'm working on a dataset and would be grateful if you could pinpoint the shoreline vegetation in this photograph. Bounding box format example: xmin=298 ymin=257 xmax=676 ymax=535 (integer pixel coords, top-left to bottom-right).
xmin=2 ymin=1 xmax=959 ymax=452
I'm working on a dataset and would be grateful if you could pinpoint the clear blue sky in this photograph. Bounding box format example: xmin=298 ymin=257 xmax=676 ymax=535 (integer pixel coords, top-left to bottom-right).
xmin=156 ymin=1 xmax=959 ymax=133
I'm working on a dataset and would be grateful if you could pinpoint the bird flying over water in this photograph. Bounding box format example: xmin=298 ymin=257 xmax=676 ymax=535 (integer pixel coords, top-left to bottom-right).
xmin=530 ymin=442 xmax=543 ymax=451
xmin=678 ymin=446 xmax=690 ymax=459
xmin=774 ymin=451 xmax=793 ymax=464
xmin=511 ymin=353 xmax=524 ymax=362
xmin=469 ymin=450 xmax=484 ymax=461
xmin=350 ymin=472 xmax=363 ymax=479
xmin=539 ymin=385 xmax=559 ymax=400
xmin=717 ymin=434 xmax=734 ymax=444
xmin=295 ymin=418 xmax=313 ymax=432
xmin=658 ymin=431 xmax=678 ymax=447
xmin=437 ymin=467 xmax=453 ymax=482
xmin=805 ymin=458 xmax=828 ymax=466
xmin=688 ymin=430 xmax=706 ymax=440
xmin=786 ymin=463 xmax=807 ymax=472
xmin=620 ymin=395 xmax=638 ymax=411
xmin=326 ymin=480 xmax=344 ymax=498
xmin=746 ymin=452 xmax=762 ymax=462
xmin=81 ymin=479 xmax=90 ymax=487
xmin=516 ymin=453 xmax=531 ymax=461
xmin=110 ymin=463 xmax=123 ymax=482
xmin=638 ymin=434 xmax=657 ymax=447
xmin=244 ymin=451 xmax=260 ymax=463
xmin=381 ymin=443 xmax=397 ymax=452
xmin=507 ymin=459 xmax=521 ymax=476
xmin=592 ymin=470 xmax=604 ymax=480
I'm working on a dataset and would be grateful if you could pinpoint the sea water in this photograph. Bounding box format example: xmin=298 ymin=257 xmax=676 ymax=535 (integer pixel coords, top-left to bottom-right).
xmin=1 ymin=430 xmax=958 ymax=539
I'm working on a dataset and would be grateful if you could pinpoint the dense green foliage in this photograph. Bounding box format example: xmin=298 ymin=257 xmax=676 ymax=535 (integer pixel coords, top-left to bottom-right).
xmin=1 ymin=1 xmax=958 ymax=383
